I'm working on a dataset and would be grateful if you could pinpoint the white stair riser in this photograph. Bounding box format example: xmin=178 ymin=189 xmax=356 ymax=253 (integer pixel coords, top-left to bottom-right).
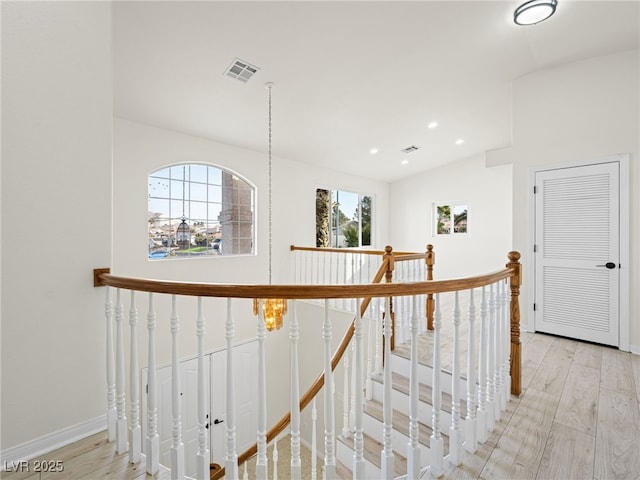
xmin=370 ymin=382 xmax=453 ymax=430
xmin=390 ymin=354 xmax=472 ymax=398
xmin=362 ymin=411 xmax=430 ymax=460
xmin=336 ymin=440 xmax=381 ymax=478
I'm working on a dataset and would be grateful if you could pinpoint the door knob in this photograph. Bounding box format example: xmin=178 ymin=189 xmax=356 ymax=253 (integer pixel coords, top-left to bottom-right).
xmin=213 ymin=418 xmax=224 ymax=425
xmin=595 ymin=262 xmax=616 ymax=269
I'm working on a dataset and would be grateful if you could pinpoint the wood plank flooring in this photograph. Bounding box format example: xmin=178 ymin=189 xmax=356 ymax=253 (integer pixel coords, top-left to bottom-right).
xmin=2 ymin=332 xmax=639 ymax=480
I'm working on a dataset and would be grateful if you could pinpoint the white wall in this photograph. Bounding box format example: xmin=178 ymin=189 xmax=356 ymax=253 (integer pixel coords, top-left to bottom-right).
xmin=389 ymin=154 xmax=513 ymax=279
xmin=505 ymin=50 xmax=640 ymax=350
xmin=113 ymin=117 xmax=390 ymax=431
xmin=1 ymin=1 xmax=112 ymax=451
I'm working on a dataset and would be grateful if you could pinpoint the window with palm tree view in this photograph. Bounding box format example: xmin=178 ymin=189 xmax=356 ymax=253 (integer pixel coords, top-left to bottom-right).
xmin=316 ymin=188 xmax=372 ymax=248
xmin=435 ymin=202 xmax=468 ymax=235
xmin=148 ymin=164 xmax=255 ymax=259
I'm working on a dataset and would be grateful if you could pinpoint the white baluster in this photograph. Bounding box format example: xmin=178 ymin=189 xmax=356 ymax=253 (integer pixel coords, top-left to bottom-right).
xmin=381 ymin=296 xmax=394 ymax=480
xmin=349 ymin=342 xmax=356 ymax=432
xmin=196 ymin=298 xmax=209 ymax=480
xmin=430 ymin=294 xmax=444 ymax=477
xmin=129 ymin=291 xmax=141 ymax=463
xmin=311 ymin=398 xmax=317 ymax=480
xmin=501 ymin=281 xmax=511 ymax=405
xmin=290 ymin=301 xmax=301 ymax=480
xmin=353 ymin=300 xmax=366 ymax=479
xmin=341 ymin=347 xmax=350 ymax=438
xmin=476 ymin=286 xmax=488 ymax=444
xmin=272 ymin=437 xmax=279 ymax=480
xmin=226 ymin=298 xmax=238 ymax=479
xmin=365 ymin=304 xmax=374 ymax=401
xmin=374 ymin=298 xmax=383 ymax=375
xmin=146 ymin=293 xmax=159 ymax=474
xmin=342 ymin=251 xmax=347 ymax=311
xmin=170 ymin=296 xmax=185 ymax=479
xmin=256 ymin=300 xmax=268 ymax=480
xmin=493 ymin=282 xmax=504 ymax=420
xmin=323 ymin=300 xmax=336 ymax=480
xmin=105 ymin=287 xmax=116 ymax=442
xmin=486 ymin=284 xmax=496 ymax=431
xmin=449 ymin=291 xmax=463 ymax=466
xmin=115 ymin=289 xmax=128 ymax=454
xmin=243 ymin=463 xmax=249 ymax=480
xmin=407 ymin=296 xmax=420 ymax=480
xmin=464 ymin=289 xmax=478 ymax=453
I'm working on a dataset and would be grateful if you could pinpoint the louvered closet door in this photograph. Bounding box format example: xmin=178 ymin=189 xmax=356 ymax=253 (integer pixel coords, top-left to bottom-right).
xmin=534 ymin=162 xmax=619 ymax=346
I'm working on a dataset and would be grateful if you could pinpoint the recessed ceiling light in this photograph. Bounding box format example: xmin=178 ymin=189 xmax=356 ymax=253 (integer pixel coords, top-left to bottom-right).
xmin=455 ymin=139 xmax=464 ymax=145
xmin=428 ymin=121 xmax=438 ymax=129
xmin=369 ymin=148 xmax=379 ymax=155
xmin=401 ymin=160 xmax=409 ymax=165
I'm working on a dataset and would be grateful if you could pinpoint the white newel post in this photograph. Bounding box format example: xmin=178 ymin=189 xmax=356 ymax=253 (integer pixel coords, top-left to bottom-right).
xmin=290 ymin=301 xmax=302 ymax=480
xmin=430 ymin=294 xmax=444 ymax=478
xmin=464 ymin=289 xmax=478 ymax=453
xmin=115 ymin=289 xmax=128 ymax=454
xmin=105 ymin=287 xmax=116 ymax=442
xmin=226 ymin=299 xmax=239 ymax=480
xmin=407 ymin=296 xmax=420 ymax=480
xmin=381 ymin=296 xmax=394 ymax=480
xmin=449 ymin=291 xmax=463 ymax=466
xmin=129 ymin=291 xmax=141 ymax=463
xmin=196 ymin=298 xmax=209 ymax=480
xmin=476 ymin=287 xmax=488 ymax=444
xmin=170 ymin=296 xmax=185 ymax=480
xmin=256 ymin=300 xmax=268 ymax=480
xmin=323 ymin=300 xmax=336 ymax=480
xmin=353 ymin=300 xmax=366 ymax=479
xmin=146 ymin=293 xmax=160 ymax=474
xmin=486 ymin=284 xmax=496 ymax=432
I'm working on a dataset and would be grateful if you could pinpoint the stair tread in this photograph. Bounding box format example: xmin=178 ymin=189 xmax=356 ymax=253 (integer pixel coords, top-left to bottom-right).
xmin=337 ymin=430 xmax=407 ymax=477
xmin=372 ymin=371 xmax=468 ymax=417
xmin=364 ymin=399 xmax=450 ymax=451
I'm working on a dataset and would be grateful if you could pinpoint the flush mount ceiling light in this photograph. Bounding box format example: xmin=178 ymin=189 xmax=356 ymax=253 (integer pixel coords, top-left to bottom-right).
xmin=514 ymin=0 xmax=557 ymax=25
xmin=428 ymin=121 xmax=438 ymax=129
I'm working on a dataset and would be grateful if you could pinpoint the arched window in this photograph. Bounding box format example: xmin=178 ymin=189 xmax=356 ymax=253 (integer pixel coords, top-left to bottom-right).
xmin=148 ymin=163 xmax=255 ymax=259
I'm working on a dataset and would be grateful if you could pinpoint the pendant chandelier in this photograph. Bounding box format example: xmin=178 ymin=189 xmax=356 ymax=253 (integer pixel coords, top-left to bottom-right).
xmin=253 ymin=82 xmax=287 ymax=331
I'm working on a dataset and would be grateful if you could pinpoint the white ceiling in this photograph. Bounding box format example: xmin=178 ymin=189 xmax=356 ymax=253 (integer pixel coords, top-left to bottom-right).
xmin=113 ymin=1 xmax=640 ymax=182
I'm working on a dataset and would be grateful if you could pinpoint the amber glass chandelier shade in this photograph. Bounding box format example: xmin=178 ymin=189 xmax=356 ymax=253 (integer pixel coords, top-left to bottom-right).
xmin=253 ymin=298 xmax=287 ymax=331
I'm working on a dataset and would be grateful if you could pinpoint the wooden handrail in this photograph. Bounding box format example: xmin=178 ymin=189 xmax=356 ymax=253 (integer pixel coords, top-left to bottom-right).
xmin=290 ymin=244 xmax=421 ymax=257
xmin=93 ymin=268 xmax=514 ymax=300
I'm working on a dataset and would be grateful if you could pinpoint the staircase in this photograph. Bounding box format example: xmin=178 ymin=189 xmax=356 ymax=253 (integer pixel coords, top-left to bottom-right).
xmin=336 ymin=335 xmax=469 ymax=479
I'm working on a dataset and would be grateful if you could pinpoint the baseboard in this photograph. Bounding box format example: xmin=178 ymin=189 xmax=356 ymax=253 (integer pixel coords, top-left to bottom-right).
xmin=1 ymin=415 xmax=106 ymax=467
xmin=629 ymin=344 xmax=640 ymax=355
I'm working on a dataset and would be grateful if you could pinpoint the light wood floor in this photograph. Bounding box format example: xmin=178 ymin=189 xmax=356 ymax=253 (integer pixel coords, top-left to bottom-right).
xmin=2 ymin=332 xmax=639 ymax=480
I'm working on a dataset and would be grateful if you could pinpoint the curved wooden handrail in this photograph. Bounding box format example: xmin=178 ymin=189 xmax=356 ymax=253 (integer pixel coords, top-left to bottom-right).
xmin=94 ymin=268 xmax=513 ymax=299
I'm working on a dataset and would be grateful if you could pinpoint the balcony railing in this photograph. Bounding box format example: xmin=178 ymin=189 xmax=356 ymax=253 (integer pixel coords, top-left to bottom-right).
xmin=94 ymin=245 xmax=521 ymax=479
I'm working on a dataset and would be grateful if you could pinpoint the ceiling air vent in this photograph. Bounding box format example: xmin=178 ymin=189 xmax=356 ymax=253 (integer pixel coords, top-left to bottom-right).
xmin=401 ymin=145 xmax=419 ymax=153
xmin=224 ymin=58 xmax=260 ymax=83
